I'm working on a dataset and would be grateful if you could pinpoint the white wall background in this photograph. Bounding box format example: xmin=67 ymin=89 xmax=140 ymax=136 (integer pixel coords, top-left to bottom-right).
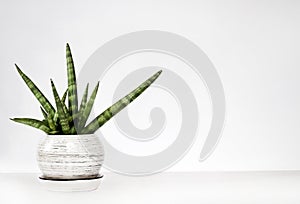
xmin=1 ymin=0 xmax=300 ymax=172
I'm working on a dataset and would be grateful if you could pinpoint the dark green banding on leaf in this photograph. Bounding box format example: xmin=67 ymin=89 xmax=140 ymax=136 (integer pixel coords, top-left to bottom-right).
xmin=53 ymin=90 xmax=70 ymax=124
xmin=60 ymin=89 xmax=70 ymax=120
xmin=53 ymin=112 xmax=58 ymax=123
xmin=78 ymin=82 xmax=99 ymax=131
xmin=81 ymin=70 xmax=162 ymax=134
xmin=10 ymin=118 xmax=51 ymax=134
xmin=62 ymin=103 xmax=70 ymax=119
xmin=61 ymin=89 xmax=68 ymax=103
xmin=40 ymin=107 xmax=48 ymax=120
xmin=78 ymin=83 xmax=89 ymax=116
xmin=40 ymin=106 xmax=56 ymax=130
xmin=42 ymin=119 xmax=49 ymax=126
xmin=66 ymin=43 xmax=78 ymax=123
xmin=12 ymin=45 xmax=161 ymax=136
xmin=15 ymin=64 xmax=55 ymax=116
xmin=47 ymin=114 xmax=56 ymax=130
xmin=51 ymin=79 xmax=71 ymax=134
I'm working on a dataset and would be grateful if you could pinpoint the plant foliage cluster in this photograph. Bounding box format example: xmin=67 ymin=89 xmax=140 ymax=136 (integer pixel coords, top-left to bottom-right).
xmin=11 ymin=44 xmax=162 ymax=135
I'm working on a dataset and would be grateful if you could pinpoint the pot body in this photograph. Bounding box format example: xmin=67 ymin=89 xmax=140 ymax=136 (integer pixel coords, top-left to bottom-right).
xmin=37 ymin=134 xmax=104 ymax=180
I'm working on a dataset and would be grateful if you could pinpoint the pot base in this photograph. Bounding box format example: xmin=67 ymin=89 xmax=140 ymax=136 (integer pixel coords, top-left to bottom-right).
xmin=38 ymin=175 xmax=103 ymax=192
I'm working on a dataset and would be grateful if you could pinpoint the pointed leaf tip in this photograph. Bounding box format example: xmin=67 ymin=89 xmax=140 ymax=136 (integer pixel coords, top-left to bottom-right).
xmin=81 ymin=70 xmax=162 ymax=134
xmin=14 ymin=65 xmax=56 ymax=116
xmin=15 ymin=64 xmax=21 ymax=73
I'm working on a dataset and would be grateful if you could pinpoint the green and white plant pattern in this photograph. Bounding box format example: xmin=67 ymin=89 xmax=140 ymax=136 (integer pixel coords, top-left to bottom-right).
xmin=11 ymin=44 xmax=162 ymax=135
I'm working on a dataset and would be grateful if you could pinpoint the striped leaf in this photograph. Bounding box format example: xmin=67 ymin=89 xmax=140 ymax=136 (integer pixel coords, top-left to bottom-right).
xmin=62 ymin=103 xmax=70 ymax=120
xmin=78 ymin=82 xmax=99 ymax=131
xmin=81 ymin=70 xmax=162 ymax=134
xmin=78 ymin=83 xmax=89 ymax=116
xmin=54 ymin=89 xmax=70 ymax=124
xmin=40 ymin=107 xmax=48 ymax=120
xmin=39 ymin=107 xmax=52 ymax=129
xmin=47 ymin=114 xmax=57 ymax=131
xmin=56 ymin=89 xmax=70 ymax=122
xmin=61 ymin=89 xmax=68 ymax=103
xmin=42 ymin=119 xmax=49 ymax=126
xmin=50 ymin=79 xmax=71 ymax=134
xmin=10 ymin=118 xmax=51 ymax=134
xmin=66 ymin=44 xmax=78 ymax=123
xmin=15 ymin=64 xmax=55 ymax=116
xmin=53 ymin=112 xmax=59 ymax=123
xmin=61 ymin=90 xmax=70 ymax=120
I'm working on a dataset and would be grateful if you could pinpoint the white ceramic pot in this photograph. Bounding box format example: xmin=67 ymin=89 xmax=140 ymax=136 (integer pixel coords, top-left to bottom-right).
xmin=37 ymin=134 xmax=104 ymax=180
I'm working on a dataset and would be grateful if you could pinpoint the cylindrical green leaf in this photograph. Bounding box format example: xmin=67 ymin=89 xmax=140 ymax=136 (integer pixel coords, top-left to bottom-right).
xmin=51 ymin=79 xmax=71 ymax=134
xmin=66 ymin=44 xmax=78 ymax=123
xmin=15 ymin=64 xmax=55 ymax=116
xmin=78 ymin=82 xmax=99 ymax=131
xmin=81 ymin=70 xmax=162 ymax=134
xmin=10 ymin=118 xmax=51 ymax=134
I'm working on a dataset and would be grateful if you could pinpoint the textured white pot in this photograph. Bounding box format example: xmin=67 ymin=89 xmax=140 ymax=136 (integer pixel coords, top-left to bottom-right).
xmin=37 ymin=134 xmax=104 ymax=180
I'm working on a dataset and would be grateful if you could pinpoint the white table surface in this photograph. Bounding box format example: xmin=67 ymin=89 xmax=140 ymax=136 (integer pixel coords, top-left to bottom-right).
xmin=0 ymin=171 xmax=300 ymax=204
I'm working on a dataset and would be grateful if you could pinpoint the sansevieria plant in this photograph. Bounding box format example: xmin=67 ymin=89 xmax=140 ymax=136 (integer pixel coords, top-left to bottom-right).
xmin=11 ymin=44 xmax=162 ymax=135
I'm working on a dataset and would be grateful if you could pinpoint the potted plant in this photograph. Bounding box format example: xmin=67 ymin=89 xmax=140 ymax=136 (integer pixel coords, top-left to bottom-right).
xmin=11 ymin=44 xmax=162 ymax=190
